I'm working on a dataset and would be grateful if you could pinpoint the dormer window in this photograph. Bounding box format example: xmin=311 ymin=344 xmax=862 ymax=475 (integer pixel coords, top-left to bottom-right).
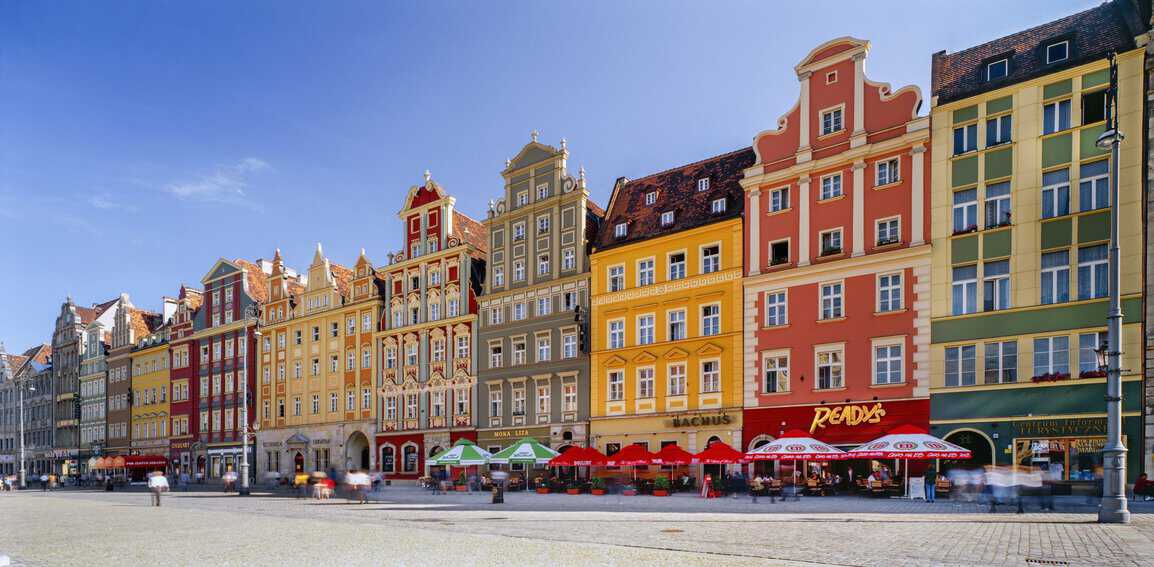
xmin=645 ymin=191 xmax=657 ymax=205
xmin=697 ymin=178 xmax=710 ymax=192
xmin=660 ymin=211 xmax=675 ymax=226
xmin=1046 ymin=41 xmax=1068 ymax=64
xmin=986 ymin=59 xmax=1008 ymax=81
xmin=614 ymin=223 xmax=627 ymax=238
xmin=710 ymin=198 xmax=726 ymax=214
xmin=820 ymin=108 xmax=843 ymax=135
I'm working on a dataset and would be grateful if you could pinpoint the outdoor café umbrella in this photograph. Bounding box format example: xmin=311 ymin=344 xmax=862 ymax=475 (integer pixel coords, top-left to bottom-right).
xmin=488 ymin=437 xmax=560 ymax=465
xmin=603 ymin=444 xmax=656 ymax=485
xmin=427 ymin=438 xmax=492 ymax=467
xmin=548 ymin=446 xmax=606 ymax=480
xmin=652 ymin=444 xmax=695 ymax=484
xmin=847 ymin=424 xmax=971 ymax=498
xmin=745 ymin=430 xmax=848 ymax=461
xmin=693 ymin=441 xmax=746 ymax=465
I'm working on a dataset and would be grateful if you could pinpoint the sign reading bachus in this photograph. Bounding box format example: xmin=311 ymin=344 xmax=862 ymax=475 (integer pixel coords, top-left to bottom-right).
xmin=810 ymin=403 xmax=886 ymax=433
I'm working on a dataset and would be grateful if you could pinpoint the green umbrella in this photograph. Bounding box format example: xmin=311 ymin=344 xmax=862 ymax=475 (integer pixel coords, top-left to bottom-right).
xmin=488 ymin=437 xmax=560 ymax=465
xmin=428 ymin=438 xmax=492 ymax=466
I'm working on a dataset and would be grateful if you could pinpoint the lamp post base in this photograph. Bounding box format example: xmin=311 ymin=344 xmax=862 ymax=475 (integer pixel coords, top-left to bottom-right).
xmin=1098 ymin=498 xmax=1131 ymax=524
xmin=238 ymin=487 xmax=251 ymax=496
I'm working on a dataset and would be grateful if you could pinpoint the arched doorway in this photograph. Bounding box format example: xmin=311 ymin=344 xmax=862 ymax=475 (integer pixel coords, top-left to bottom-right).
xmin=703 ymin=436 xmax=724 ymax=479
xmin=747 ymin=436 xmax=776 ymax=477
xmin=345 ymin=431 xmax=371 ymax=471
xmin=293 ymin=451 xmax=305 ymax=473
xmin=943 ymin=429 xmax=994 ymax=472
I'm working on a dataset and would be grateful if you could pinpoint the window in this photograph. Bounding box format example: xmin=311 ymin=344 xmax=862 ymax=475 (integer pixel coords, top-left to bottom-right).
xmin=710 ymin=198 xmax=726 ymax=213
xmin=536 ymin=297 xmax=551 ymax=316
xmin=697 ymin=178 xmax=710 ymax=192
xmin=876 ymin=158 xmax=899 ymax=185
xmin=873 ymin=344 xmax=903 ymax=385
xmin=667 ymin=363 xmax=686 ymax=396
xmin=608 ymin=320 xmax=624 ymax=349
xmin=535 ymin=384 xmax=550 ymax=416
xmin=536 ymin=183 xmax=549 ymax=200
xmin=513 ymin=260 xmax=525 ymax=282
xmin=362 ymin=347 xmax=371 ymax=369
xmin=1077 ymin=244 xmax=1107 ymax=300
xmin=769 ymin=187 xmax=789 ymax=211
xmin=614 ymin=223 xmax=627 ymax=238
xmin=820 ymin=174 xmax=842 ymax=200
xmin=562 ymin=291 xmax=577 ymax=311
xmin=878 ymin=273 xmax=902 ymax=312
xmin=328 ymin=393 xmax=338 ymax=413
xmin=405 ymin=343 xmax=417 ymax=366
xmin=819 ymin=282 xmax=843 ymax=320
xmin=456 ymin=336 xmax=469 ymax=359
xmin=984 ymin=340 xmax=1018 ymax=384
xmin=1033 ymin=336 xmax=1069 ymax=377
xmin=488 ymin=344 xmax=503 ymax=369
xmin=330 ymin=355 xmax=339 ymax=373
xmin=1046 ymin=41 xmax=1068 ymax=64
xmin=361 ymin=313 xmax=371 ymax=332
xmin=701 ymin=245 xmax=720 ymax=273
xmin=512 ymin=342 xmax=527 ymax=367
xmin=951 ymin=265 xmax=978 ymax=315
xmin=608 ymin=265 xmax=624 ymax=292
xmin=637 ymin=315 xmax=655 ymax=345
xmin=986 ymin=114 xmax=1012 ymax=147
xmin=431 ymin=390 xmax=444 ymax=417
xmin=637 ymin=368 xmax=654 ymax=398
xmin=877 ymin=218 xmax=900 ymax=246
xmin=429 ymin=270 xmax=440 ymax=286
xmin=429 ymin=302 xmax=441 ymax=321
xmin=455 ymin=387 xmax=468 ymax=415
xmin=660 ymin=211 xmax=674 ymax=226
xmin=1078 ymin=331 xmax=1107 ymax=375
xmin=536 ymin=215 xmax=550 ymax=234
xmin=536 ymin=336 xmax=550 ymax=362
xmin=385 ymin=347 xmax=396 ymax=369
xmin=986 ymin=59 xmax=1007 ymax=81
xmin=668 ymin=253 xmax=686 ymax=280
xmin=953 ymin=122 xmax=977 ymax=155
xmin=563 ymin=333 xmax=577 ymax=359
xmin=330 ymin=322 xmax=339 ymax=338
xmin=1042 ymin=169 xmax=1070 ymax=218
xmin=668 ymin=310 xmax=686 ymax=341
xmin=637 ymin=258 xmax=655 ymax=286
xmin=701 ymin=360 xmax=720 ymax=392
xmin=607 ymin=370 xmax=624 ymax=401
xmin=816 ymin=349 xmax=843 ymax=389
xmin=1043 ymin=99 xmax=1071 ymax=134
xmin=821 ymin=107 xmax=843 ymax=135
xmin=312 ymin=326 xmax=320 ymax=342
xmin=763 ymin=354 xmax=789 ymax=393
xmin=1082 ymin=89 xmax=1107 ymax=125
xmin=405 ymin=394 xmax=418 ymax=419
xmin=561 ymin=248 xmax=575 ymax=271
xmin=294 ymin=330 xmax=302 ymax=345
xmin=562 ymin=383 xmax=577 ymax=412
xmin=537 ymin=253 xmax=550 ymax=276
xmin=765 ymin=292 xmax=787 ymax=326
xmin=1041 ymin=250 xmax=1070 ymax=304
xmin=645 ymin=191 xmax=657 ymax=205
xmin=983 ymin=260 xmax=1010 ymax=311
xmin=984 ymin=182 xmax=1011 ymax=227
xmin=701 ymin=305 xmax=720 ymax=336
xmin=1079 ymin=160 xmax=1109 ymax=212
xmin=945 ymin=344 xmax=977 ymax=387
xmin=293 ymin=397 xmax=301 ymax=417
xmin=513 ymin=222 xmax=525 ymax=241
xmin=953 ymin=189 xmax=977 ymax=233
xmin=820 ymin=229 xmax=842 ymax=256
xmin=384 ymin=397 xmax=397 ymax=420
xmin=311 ymin=394 xmax=320 ymax=415
xmin=432 ymin=339 xmax=445 ymax=362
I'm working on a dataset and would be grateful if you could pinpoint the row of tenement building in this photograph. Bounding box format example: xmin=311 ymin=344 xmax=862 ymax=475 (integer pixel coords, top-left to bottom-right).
xmin=1 ymin=0 xmax=1152 ymax=489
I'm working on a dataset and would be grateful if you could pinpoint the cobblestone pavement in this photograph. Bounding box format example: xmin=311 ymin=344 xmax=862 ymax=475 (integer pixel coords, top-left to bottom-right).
xmin=4 ymin=488 xmax=1154 ymax=566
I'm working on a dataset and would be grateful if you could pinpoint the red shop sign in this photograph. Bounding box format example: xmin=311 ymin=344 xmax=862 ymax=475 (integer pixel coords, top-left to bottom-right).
xmin=746 ymin=399 xmax=929 ymax=446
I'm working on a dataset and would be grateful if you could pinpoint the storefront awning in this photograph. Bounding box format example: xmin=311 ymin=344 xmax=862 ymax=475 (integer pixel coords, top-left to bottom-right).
xmin=121 ymin=455 xmax=169 ymax=469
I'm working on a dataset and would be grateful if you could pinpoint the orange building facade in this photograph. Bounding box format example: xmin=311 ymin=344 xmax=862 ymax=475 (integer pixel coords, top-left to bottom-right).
xmin=740 ymin=38 xmax=932 ymax=471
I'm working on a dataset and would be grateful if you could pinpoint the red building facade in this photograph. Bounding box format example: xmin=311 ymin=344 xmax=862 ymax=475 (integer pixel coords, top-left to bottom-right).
xmin=375 ymin=175 xmax=487 ymax=479
xmin=167 ymin=285 xmax=202 ymax=474
xmin=740 ymin=38 xmax=932 ymax=464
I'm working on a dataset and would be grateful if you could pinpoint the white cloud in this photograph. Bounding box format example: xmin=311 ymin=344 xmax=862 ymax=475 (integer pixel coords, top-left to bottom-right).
xmin=88 ymin=193 xmax=137 ymax=212
xmin=164 ymin=157 xmax=271 ymax=209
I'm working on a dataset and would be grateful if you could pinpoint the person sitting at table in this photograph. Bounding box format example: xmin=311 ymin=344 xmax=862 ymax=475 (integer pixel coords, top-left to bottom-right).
xmin=880 ymin=466 xmax=891 ymax=482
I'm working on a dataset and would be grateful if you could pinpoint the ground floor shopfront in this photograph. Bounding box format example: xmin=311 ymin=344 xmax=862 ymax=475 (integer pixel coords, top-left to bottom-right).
xmin=256 ymin=422 xmax=375 ymax=478
xmin=743 ymin=399 xmax=931 ymax=480
xmin=375 ymin=429 xmax=476 ymax=480
xmin=188 ymin=443 xmax=253 ymax=481
xmin=475 ymin=423 xmax=589 ymax=455
xmin=930 ymin=379 xmax=1144 ymax=487
xmin=590 ymin=410 xmax=742 ymax=480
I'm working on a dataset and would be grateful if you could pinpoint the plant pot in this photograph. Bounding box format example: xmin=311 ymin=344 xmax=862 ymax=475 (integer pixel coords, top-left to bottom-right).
xmin=591 ymin=488 xmax=606 ymax=495
xmin=536 ymin=487 xmax=550 ymax=494
xmin=652 ymin=489 xmax=668 ymax=497
xmin=455 ymin=485 xmax=468 ymax=492
xmin=622 ymin=489 xmax=637 ymax=496
xmin=566 ymin=488 xmax=581 ymax=495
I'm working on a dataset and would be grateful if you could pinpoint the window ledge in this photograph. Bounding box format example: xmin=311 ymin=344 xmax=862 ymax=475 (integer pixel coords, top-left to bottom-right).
xmin=869 ymin=382 xmax=908 ymax=389
xmin=873 ymin=181 xmax=902 ymax=191
xmin=814 ymin=252 xmax=847 ymax=263
xmin=759 ymin=390 xmax=792 ymax=397
xmin=817 ymin=194 xmax=847 ymax=204
xmin=764 ymin=261 xmax=796 ymax=272
xmin=766 ymin=208 xmax=793 ymax=217
xmin=873 ymin=308 xmax=908 ymax=317
xmin=816 ymin=317 xmax=847 ymax=324
xmin=817 ymin=129 xmax=845 ymax=141
xmin=873 ymin=240 xmax=905 ymax=251
xmin=762 ymin=323 xmax=792 ymax=331
xmin=812 ymin=386 xmax=847 ymax=393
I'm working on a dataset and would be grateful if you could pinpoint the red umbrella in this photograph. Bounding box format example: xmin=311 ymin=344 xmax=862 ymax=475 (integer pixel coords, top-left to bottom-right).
xmin=603 ymin=444 xmax=655 ymax=466
xmin=693 ymin=441 xmax=747 ymax=464
xmin=652 ymin=444 xmax=694 ymax=465
xmin=548 ymin=446 xmax=607 ymax=467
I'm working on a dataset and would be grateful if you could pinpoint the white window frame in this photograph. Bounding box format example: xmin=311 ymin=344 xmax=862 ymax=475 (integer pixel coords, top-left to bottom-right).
xmin=636 ymin=367 xmax=654 ymax=399
xmin=667 ymin=363 xmax=687 ymax=396
xmin=697 ymin=178 xmax=710 ymax=192
xmin=819 ymin=281 xmax=843 ymax=320
xmin=608 ymin=264 xmax=625 ymax=292
xmin=769 ymin=186 xmax=790 ymax=212
xmin=762 ymin=350 xmax=790 ymax=393
xmin=700 ymin=359 xmax=720 ymax=393
xmin=764 ymin=290 xmax=788 ymax=327
xmin=710 ymin=198 xmax=726 ymax=213
xmin=700 ymin=244 xmax=721 ymax=274
xmin=986 ymin=58 xmax=1008 ymax=81
xmin=819 ymin=173 xmax=843 ymax=200
xmin=819 ymin=228 xmax=843 ymax=256
xmin=608 ymin=319 xmax=625 ymax=349
xmin=607 ymin=370 xmax=624 ymax=401
xmin=645 ymin=191 xmax=657 ymax=205
xmin=660 ymin=211 xmax=675 ymax=226
xmin=700 ymin=303 xmax=720 ymax=337
xmin=614 ymin=223 xmax=627 ymax=238
xmin=814 ymin=345 xmax=845 ymax=390
xmin=637 ymin=257 xmax=655 ymax=287
xmin=1045 ymin=41 xmax=1069 ymax=64
xmin=637 ymin=314 xmax=655 ymax=345
xmin=877 ymin=272 xmax=902 ymax=313
xmin=820 ymin=105 xmax=844 ymax=136
xmin=875 ymin=157 xmax=900 ymax=186
xmin=876 ymin=216 xmax=900 ymax=246
xmin=871 ymin=337 xmax=904 ymax=385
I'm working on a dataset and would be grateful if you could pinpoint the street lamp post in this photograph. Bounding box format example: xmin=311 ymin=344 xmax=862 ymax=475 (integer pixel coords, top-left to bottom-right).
xmin=18 ymin=379 xmax=34 ymax=489
xmin=238 ymin=304 xmax=261 ymax=496
xmin=1094 ymin=51 xmax=1129 ymax=524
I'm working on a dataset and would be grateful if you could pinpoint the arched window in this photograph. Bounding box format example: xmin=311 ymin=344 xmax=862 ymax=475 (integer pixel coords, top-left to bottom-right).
xmin=402 ymin=445 xmax=418 ymax=473
xmin=380 ymin=445 xmax=396 ymax=473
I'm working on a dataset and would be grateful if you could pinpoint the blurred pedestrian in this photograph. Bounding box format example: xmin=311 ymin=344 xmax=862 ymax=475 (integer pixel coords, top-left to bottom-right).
xmin=924 ymin=465 xmax=937 ymax=503
xmin=148 ymin=471 xmax=169 ymax=507
xmin=1134 ymin=473 xmax=1153 ymax=501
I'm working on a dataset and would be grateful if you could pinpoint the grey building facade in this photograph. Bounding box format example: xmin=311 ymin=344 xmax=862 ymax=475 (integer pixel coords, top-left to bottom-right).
xmin=1 ymin=344 xmax=55 ymax=479
xmin=477 ymin=134 xmax=601 ymax=454
xmin=51 ymin=297 xmax=118 ymax=476
xmin=78 ymin=322 xmax=108 ymax=467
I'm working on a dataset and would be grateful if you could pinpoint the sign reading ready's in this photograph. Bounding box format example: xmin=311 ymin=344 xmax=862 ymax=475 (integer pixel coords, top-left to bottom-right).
xmin=810 ymin=403 xmax=887 ymax=433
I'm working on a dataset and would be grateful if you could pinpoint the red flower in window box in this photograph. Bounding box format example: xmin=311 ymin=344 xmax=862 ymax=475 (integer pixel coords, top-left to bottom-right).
xmin=1079 ymin=370 xmax=1107 ymax=379
xmin=1031 ymin=372 xmax=1070 ymax=383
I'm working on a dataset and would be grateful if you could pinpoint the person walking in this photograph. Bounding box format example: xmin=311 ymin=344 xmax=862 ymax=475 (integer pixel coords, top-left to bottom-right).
xmin=294 ymin=471 xmax=310 ymax=499
xmin=924 ymin=465 xmax=937 ymax=503
xmin=39 ymin=473 xmax=48 ymax=492
xmin=148 ymin=471 xmax=169 ymax=507
xmin=179 ymin=470 xmax=190 ymax=492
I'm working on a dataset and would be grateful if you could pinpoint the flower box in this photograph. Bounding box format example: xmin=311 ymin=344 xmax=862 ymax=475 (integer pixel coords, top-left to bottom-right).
xmin=566 ymin=488 xmax=581 ymax=495
xmin=536 ymin=487 xmax=550 ymax=494
xmin=1079 ymin=370 xmax=1107 ymax=379
xmin=591 ymin=488 xmax=606 ymax=496
xmin=455 ymin=485 xmax=468 ymax=492
xmin=1031 ymin=372 xmax=1071 ymax=383
xmin=652 ymin=489 xmax=669 ymax=497
xmin=621 ymin=489 xmax=637 ymax=496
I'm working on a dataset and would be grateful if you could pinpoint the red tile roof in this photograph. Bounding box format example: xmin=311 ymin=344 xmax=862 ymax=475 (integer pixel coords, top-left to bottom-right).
xmin=234 ymin=259 xmax=270 ymax=303
xmin=452 ymin=210 xmax=489 ymax=254
xmin=330 ymin=262 xmax=354 ymax=299
xmin=22 ymin=344 xmax=52 ymax=365
xmin=595 ymin=147 xmax=754 ymax=251
xmin=931 ymin=0 xmax=1145 ymax=104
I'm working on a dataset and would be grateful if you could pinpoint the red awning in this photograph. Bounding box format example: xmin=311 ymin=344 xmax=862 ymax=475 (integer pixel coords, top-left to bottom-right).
xmin=652 ymin=444 xmax=695 ymax=466
xmin=549 ymin=446 xmax=607 ymax=467
xmin=694 ymin=441 xmax=747 ymax=464
xmin=603 ymin=444 xmax=656 ymax=467
xmin=122 ymin=455 xmax=169 ymax=469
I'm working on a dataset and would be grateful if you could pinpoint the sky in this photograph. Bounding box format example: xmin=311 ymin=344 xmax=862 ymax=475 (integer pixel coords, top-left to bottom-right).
xmin=0 ymin=0 xmax=1097 ymax=352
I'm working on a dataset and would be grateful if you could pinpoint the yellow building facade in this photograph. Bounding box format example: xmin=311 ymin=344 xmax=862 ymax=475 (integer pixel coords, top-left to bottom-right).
xmin=129 ymin=331 xmax=171 ymax=458
xmin=256 ymin=245 xmax=381 ymax=476
xmin=589 ymin=149 xmax=753 ymax=462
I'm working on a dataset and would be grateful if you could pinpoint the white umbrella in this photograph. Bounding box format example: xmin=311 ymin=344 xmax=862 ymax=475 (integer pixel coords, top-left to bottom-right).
xmin=848 ymin=425 xmax=971 ymax=498
xmin=745 ymin=430 xmax=848 ymax=461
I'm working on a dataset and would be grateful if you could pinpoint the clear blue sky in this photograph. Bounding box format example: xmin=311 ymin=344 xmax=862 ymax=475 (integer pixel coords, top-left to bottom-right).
xmin=0 ymin=0 xmax=1093 ymax=351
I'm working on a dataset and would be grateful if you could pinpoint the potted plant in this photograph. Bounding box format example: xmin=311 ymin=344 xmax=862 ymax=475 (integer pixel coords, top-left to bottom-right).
xmin=652 ymin=476 xmax=671 ymax=497
xmin=566 ymin=481 xmax=581 ymax=495
xmin=455 ymin=471 xmax=468 ymax=492
xmin=710 ymin=475 xmax=725 ymax=498
xmin=535 ymin=476 xmax=550 ymax=494
xmin=621 ymin=483 xmax=637 ymax=496
xmin=590 ymin=477 xmax=607 ymax=496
